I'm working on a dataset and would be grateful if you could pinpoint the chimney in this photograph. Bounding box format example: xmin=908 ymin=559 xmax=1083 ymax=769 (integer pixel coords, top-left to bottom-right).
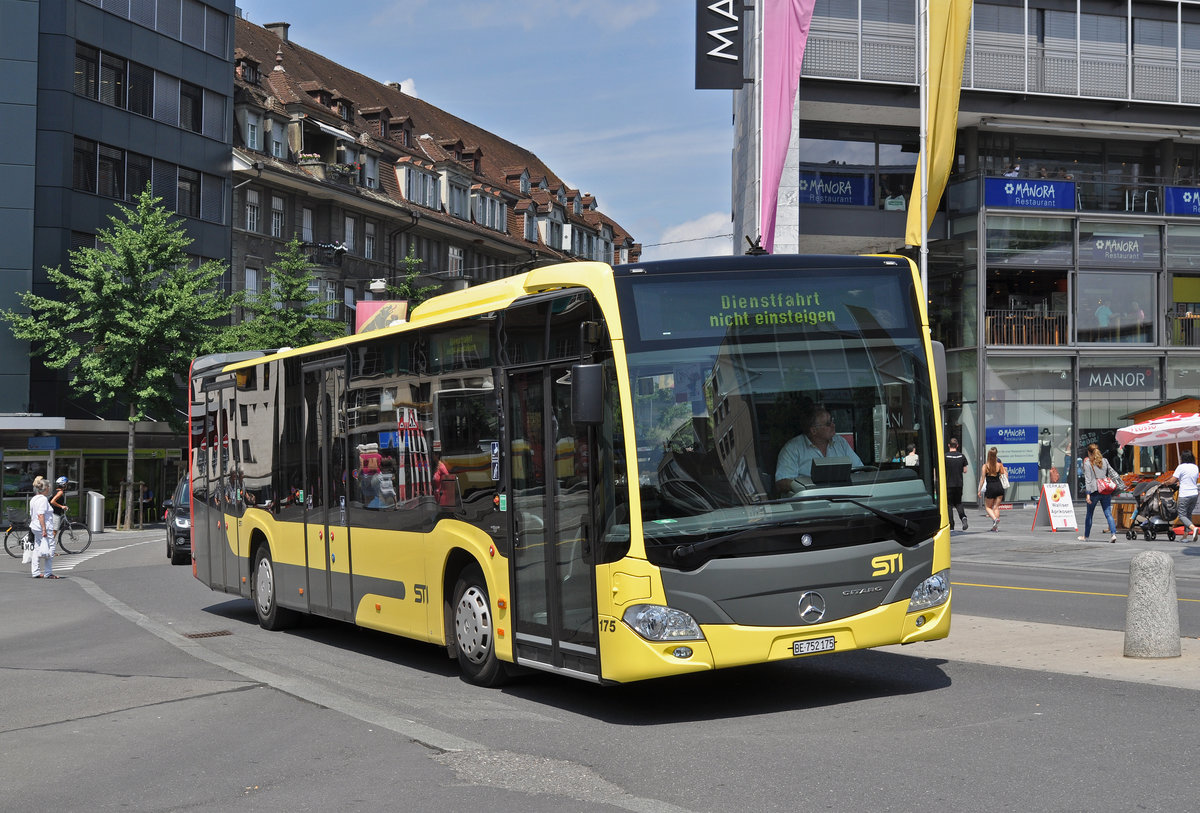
xmin=386 ymin=82 xmax=401 ymax=91
xmin=264 ymin=21 xmax=290 ymax=41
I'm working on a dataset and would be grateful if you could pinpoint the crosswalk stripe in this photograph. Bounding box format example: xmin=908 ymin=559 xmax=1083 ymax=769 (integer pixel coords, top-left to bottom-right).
xmin=52 ymin=539 xmax=155 ymax=571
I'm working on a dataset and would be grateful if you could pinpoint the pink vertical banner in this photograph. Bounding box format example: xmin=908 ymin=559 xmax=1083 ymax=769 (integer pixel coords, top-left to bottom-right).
xmin=760 ymin=0 xmax=816 ymax=252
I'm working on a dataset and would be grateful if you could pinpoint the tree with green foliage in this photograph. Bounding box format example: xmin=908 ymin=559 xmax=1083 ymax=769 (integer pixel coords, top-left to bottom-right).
xmin=383 ymin=246 xmax=441 ymax=307
xmin=1 ymin=186 xmax=236 ymax=530
xmin=210 ymin=237 xmax=343 ymax=351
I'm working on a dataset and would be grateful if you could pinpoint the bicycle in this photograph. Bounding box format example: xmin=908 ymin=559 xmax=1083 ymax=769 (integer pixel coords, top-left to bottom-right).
xmin=56 ymin=508 xmax=92 ymax=554
xmin=3 ymin=510 xmax=33 ymax=558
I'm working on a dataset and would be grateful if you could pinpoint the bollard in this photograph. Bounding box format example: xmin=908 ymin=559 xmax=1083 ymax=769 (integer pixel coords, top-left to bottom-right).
xmin=1124 ymin=550 xmax=1181 ymax=658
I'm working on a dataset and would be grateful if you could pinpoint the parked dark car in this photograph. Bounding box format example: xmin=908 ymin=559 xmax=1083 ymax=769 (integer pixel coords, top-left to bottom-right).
xmin=162 ymin=477 xmax=191 ymax=565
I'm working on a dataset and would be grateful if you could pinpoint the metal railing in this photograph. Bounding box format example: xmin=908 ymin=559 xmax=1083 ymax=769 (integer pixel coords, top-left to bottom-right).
xmin=984 ymin=310 xmax=1069 ymax=346
xmin=1167 ymin=314 xmax=1200 ymax=347
xmin=804 ymin=27 xmax=1200 ymax=105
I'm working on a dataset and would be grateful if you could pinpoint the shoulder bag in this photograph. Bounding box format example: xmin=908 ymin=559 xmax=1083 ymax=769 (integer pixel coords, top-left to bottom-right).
xmin=999 ymin=468 xmax=1010 ymax=490
xmin=1095 ymin=463 xmax=1119 ymax=494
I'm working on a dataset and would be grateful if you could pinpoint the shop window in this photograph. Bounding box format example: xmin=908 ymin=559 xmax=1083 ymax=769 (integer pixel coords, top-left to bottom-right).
xmin=1169 ymin=271 xmax=1200 ymax=347
xmin=983 ymin=267 xmax=1068 ymax=346
xmin=986 ymin=215 xmax=1072 ymax=266
xmin=1076 ymin=271 xmax=1154 ymax=344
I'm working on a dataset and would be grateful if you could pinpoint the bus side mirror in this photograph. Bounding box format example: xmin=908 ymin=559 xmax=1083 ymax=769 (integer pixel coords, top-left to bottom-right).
xmin=931 ymin=340 xmax=947 ymax=405
xmin=571 ymin=364 xmax=604 ymax=426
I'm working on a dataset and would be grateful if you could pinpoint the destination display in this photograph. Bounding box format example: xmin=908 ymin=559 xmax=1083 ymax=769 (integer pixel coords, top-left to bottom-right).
xmin=626 ymin=270 xmax=919 ymax=344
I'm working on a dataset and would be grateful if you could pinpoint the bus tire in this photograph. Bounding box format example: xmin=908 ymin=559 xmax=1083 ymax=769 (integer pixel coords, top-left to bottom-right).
xmin=452 ymin=565 xmax=506 ymax=686
xmin=252 ymin=545 xmax=298 ymax=631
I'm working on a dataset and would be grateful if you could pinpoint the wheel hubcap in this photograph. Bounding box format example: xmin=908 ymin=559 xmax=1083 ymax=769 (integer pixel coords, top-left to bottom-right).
xmin=455 ymin=585 xmax=492 ymax=664
xmin=255 ymin=559 xmax=275 ymax=615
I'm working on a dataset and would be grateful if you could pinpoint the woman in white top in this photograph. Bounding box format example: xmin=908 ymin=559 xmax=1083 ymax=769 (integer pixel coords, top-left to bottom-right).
xmin=1165 ymin=449 xmax=1200 ymax=543
xmin=28 ymin=475 xmax=58 ymax=578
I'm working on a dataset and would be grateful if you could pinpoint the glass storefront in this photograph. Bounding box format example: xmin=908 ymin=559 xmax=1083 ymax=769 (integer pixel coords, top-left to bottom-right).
xmin=1078 ymin=356 xmax=1162 ymax=477
xmin=982 ymin=356 xmax=1074 ymax=502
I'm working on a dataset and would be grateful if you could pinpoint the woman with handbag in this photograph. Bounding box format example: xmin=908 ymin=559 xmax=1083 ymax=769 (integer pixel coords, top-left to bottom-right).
xmin=1163 ymin=449 xmax=1199 ymax=542
xmin=1079 ymin=443 xmax=1120 ymax=543
xmin=977 ymin=446 xmax=1008 ymax=532
xmin=28 ymin=475 xmax=58 ymax=578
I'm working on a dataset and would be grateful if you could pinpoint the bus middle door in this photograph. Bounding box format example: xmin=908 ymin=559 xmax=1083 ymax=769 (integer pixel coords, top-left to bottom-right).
xmin=302 ymin=357 xmax=354 ymax=622
xmin=506 ymin=364 xmax=599 ymax=680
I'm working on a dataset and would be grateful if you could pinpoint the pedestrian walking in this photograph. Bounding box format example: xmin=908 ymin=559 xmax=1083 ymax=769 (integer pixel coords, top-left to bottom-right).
xmin=1078 ymin=442 xmax=1120 ymax=543
xmin=945 ymin=437 xmax=968 ymax=530
xmin=28 ymin=475 xmax=59 ymax=579
xmin=977 ymin=446 xmax=1007 ymax=532
xmin=50 ymin=475 xmax=67 ymax=534
xmin=1164 ymin=449 xmax=1200 ymax=542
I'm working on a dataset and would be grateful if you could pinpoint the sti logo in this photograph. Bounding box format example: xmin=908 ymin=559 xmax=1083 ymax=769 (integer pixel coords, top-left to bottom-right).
xmin=871 ymin=553 xmax=904 ymax=577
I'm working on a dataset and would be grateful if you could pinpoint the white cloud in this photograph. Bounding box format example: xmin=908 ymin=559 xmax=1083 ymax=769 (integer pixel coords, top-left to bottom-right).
xmin=640 ymin=212 xmax=735 ymax=262
xmin=398 ymin=78 xmax=417 ymax=98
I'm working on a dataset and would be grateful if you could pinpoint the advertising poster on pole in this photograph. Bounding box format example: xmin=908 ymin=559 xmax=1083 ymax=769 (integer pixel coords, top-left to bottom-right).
xmin=1032 ymin=483 xmax=1077 ymax=531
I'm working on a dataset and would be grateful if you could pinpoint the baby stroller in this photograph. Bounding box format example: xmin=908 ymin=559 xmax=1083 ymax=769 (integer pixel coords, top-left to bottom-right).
xmin=1124 ymin=480 xmax=1179 ymax=541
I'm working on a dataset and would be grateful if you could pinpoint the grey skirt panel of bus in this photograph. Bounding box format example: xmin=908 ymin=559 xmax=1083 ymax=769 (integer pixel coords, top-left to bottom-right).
xmin=657 ymin=538 xmax=935 ymax=626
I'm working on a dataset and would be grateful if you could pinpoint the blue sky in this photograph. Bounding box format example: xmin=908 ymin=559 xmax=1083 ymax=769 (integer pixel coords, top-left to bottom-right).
xmin=234 ymin=0 xmax=735 ymax=261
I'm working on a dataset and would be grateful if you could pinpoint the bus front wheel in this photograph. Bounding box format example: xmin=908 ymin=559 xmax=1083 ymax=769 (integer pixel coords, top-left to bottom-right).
xmin=252 ymin=546 xmax=299 ymax=631
xmin=452 ymin=565 xmax=506 ymax=686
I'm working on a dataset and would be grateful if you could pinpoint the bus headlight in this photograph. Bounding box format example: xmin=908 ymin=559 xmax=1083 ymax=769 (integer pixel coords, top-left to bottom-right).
xmin=909 ymin=569 xmax=950 ymax=611
xmin=622 ymin=604 xmax=704 ymax=641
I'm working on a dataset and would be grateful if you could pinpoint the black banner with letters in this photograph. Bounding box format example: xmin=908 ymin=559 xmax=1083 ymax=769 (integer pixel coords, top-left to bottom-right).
xmin=695 ymin=0 xmax=744 ymax=89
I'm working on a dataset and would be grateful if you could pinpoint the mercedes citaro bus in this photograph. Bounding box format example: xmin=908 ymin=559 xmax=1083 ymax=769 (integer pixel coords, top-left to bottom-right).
xmin=187 ymin=254 xmax=950 ymax=685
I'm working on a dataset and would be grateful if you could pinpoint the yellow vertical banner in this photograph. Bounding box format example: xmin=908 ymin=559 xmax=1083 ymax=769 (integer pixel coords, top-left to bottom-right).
xmin=906 ymin=0 xmax=973 ymax=247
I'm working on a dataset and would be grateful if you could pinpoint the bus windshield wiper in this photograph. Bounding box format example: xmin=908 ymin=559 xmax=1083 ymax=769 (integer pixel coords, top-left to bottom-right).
xmin=790 ymin=494 xmax=915 ymax=535
xmin=669 ymin=523 xmax=804 ymax=561
xmin=757 ymin=493 xmax=916 ymax=536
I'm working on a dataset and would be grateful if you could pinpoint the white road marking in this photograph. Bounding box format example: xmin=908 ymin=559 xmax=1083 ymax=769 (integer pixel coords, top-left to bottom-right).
xmin=52 ymin=539 xmax=155 ymax=571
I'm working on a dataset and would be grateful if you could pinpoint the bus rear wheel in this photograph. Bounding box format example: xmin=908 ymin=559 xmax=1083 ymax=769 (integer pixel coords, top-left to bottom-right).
xmin=252 ymin=546 xmax=298 ymax=631
xmin=452 ymin=565 xmax=506 ymax=686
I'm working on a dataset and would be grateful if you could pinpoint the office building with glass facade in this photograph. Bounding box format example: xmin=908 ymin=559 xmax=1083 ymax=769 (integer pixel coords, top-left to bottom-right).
xmin=733 ymin=0 xmax=1200 ymax=500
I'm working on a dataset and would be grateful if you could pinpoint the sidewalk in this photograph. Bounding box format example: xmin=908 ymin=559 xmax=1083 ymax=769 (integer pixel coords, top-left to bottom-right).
xmin=949 ymin=499 xmax=1200 ymax=580
xmin=892 ymin=499 xmax=1200 ymax=691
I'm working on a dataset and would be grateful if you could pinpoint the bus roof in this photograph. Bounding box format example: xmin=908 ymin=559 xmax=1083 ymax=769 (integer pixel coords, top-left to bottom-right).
xmin=215 ymin=260 xmax=617 ymax=373
xmin=612 ymin=253 xmax=914 ymax=276
xmin=208 ymin=253 xmax=917 ymax=375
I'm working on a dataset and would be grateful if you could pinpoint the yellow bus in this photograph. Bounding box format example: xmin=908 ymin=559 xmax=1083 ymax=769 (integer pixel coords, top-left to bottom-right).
xmin=188 ymin=254 xmax=951 ymax=685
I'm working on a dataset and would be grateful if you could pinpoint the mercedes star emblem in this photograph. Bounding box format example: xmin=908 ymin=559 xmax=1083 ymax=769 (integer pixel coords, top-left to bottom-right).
xmin=797 ymin=591 xmax=826 ymax=624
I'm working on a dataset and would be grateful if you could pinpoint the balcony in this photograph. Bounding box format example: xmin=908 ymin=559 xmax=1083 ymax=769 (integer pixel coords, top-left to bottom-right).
xmin=299 ymin=161 xmax=362 ymax=188
xmin=804 ymin=26 xmax=1200 ymax=105
xmin=985 ymin=309 xmax=1069 ymax=346
xmin=1168 ymin=314 xmax=1200 ymax=347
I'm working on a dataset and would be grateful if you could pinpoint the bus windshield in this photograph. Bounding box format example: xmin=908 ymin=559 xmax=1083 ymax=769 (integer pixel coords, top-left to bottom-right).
xmin=616 ymin=263 xmax=940 ymax=556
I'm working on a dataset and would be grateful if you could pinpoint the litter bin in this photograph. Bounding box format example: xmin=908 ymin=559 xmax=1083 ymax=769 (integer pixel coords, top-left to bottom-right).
xmin=87 ymin=491 xmax=105 ymax=534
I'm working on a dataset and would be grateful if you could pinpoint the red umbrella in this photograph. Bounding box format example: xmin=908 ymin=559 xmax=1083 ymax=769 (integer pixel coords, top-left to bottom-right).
xmin=1116 ymin=412 xmax=1200 ymax=448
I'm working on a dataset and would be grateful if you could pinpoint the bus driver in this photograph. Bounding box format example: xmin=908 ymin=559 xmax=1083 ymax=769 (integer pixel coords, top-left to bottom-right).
xmin=775 ymin=405 xmax=862 ymax=494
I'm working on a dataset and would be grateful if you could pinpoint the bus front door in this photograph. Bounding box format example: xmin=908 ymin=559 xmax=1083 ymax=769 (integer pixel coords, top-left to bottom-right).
xmin=302 ymin=359 xmax=353 ymax=622
xmin=506 ymin=365 xmax=600 ymax=680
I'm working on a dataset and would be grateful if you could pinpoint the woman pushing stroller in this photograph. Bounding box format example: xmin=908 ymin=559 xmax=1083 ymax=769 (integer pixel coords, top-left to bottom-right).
xmin=1163 ymin=449 xmax=1200 ymax=543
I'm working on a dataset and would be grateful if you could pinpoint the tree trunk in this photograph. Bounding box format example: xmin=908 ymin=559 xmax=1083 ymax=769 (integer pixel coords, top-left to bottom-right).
xmin=122 ymin=400 xmax=137 ymax=530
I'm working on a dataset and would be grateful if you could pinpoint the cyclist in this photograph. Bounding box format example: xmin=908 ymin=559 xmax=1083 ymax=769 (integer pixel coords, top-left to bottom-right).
xmin=50 ymin=476 xmax=68 ymax=537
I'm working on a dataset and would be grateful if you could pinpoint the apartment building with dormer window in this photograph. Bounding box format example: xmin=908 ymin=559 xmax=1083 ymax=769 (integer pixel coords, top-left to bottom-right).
xmin=231 ymin=16 xmax=638 ymax=332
